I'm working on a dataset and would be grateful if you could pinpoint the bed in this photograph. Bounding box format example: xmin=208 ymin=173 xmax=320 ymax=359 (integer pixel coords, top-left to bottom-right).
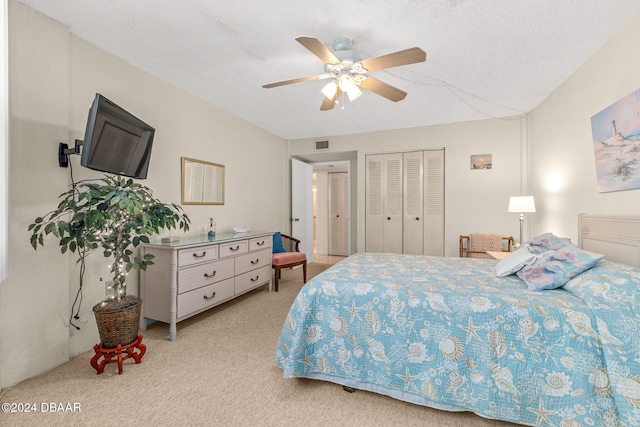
xmin=276 ymin=215 xmax=640 ymax=426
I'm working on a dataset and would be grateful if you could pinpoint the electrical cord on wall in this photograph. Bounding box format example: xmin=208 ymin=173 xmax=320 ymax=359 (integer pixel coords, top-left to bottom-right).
xmin=67 ymin=160 xmax=84 ymax=331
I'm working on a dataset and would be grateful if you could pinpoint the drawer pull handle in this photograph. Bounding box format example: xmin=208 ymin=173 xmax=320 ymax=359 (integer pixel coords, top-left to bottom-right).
xmin=203 ymin=291 xmax=216 ymax=300
xmin=256 ymin=241 xmax=265 ymax=246
xmin=250 ymin=275 xmax=259 ymax=282
xmin=204 ymin=270 xmax=217 ymax=278
xmin=193 ymin=251 xmax=207 ymax=258
xmin=230 ymin=245 xmax=240 ymax=251
xmin=250 ymin=258 xmax=259 ymax=264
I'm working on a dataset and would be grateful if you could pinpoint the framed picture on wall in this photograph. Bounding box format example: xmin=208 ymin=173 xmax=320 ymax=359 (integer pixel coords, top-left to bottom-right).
xmin=590 ymin=88 xmax=640 ymax=193
xmin=470 ymin=154 xmax=492 ymax=170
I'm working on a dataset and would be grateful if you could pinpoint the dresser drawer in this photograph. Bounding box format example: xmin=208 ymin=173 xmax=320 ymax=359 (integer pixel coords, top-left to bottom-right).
xmin=235 ymin=265 xmax=271 ymax=295
xmin=177 ymin=278 xmax=234 ymax=320
xmin=249 ymin=235 xmax=272 ymax=252
xmin=219 ymin=240 xmax=248 ymax=258
xmin=178 ymin=244 xmax=218 ymax=267
xmin=178 ymin=258 xmax=235 ymax=294
xmin=235 ymin=249 xmax=271 ymax=275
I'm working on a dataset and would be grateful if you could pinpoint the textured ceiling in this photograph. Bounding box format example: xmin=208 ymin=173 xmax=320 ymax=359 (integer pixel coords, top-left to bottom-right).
xmin=17 ymin=0 xmax=640 ymax=140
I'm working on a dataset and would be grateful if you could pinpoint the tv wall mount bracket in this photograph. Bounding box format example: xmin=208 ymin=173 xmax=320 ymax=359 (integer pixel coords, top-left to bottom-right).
xmin=58 ymin=140 xmax=84 ymax=168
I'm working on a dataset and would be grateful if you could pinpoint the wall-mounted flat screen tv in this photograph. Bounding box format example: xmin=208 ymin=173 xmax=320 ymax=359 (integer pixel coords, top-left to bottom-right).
xmin=80 ymin=93 xmax=155 ymax=179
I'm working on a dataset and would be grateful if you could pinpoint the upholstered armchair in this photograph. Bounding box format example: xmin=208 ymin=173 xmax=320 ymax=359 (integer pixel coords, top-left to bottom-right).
xmin=272 ymin=232 xmax=307 ymax=291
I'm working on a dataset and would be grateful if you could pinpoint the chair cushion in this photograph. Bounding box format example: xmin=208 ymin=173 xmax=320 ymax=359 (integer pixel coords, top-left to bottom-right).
xmin=272 ymin=232 xmax=286 ymax=253
xmin=272 ymin=251 xmax=306 ymax=266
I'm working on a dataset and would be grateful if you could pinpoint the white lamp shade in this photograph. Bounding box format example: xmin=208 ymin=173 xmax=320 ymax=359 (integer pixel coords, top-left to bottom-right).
xmin=321 ymin=81 xmax=338 ymax=100
xmin=508 ymin=196 xmax=536 ymax=213
xmin=346 ymin=84 xmax=362 ymax=101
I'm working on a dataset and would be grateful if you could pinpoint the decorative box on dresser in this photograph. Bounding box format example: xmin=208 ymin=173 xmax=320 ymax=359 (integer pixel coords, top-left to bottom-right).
xmin=139 ymin=231 xmax=273 ymax=341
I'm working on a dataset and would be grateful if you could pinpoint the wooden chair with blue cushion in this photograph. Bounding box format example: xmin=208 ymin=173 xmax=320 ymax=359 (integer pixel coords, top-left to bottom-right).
xmin=272 ymin=232 xmax=307 ymax=292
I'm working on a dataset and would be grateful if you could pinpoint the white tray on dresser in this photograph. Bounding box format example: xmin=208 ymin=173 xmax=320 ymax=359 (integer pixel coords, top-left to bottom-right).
xmin=139 ymin=231 xmax=273 ymax=341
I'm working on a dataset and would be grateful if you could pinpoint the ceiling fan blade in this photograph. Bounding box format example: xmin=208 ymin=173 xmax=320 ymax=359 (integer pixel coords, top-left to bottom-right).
xmin=296 ymin=36 xmax=340 ymax=64
xmin=359 ymin=77 xmax=407 ymax=102
xmin=360 ymin=47 xmax=426 ymax=72
xmin=263 ymin=75 xmax=321 ymax=89
xmin=320 ymin=89 xmax=339 ymax=111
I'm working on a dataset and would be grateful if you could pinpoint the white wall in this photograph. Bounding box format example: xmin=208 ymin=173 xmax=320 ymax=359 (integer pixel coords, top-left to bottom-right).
xmin=1 ymin=1 xmax=286 ymax=389
xmin=289 ymin=117 xmax=526 ymax=256
xmin=529 ymin=11 xmax=640 ymax=242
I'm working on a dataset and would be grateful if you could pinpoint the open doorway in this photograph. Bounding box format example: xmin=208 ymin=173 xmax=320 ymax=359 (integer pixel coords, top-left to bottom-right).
xmin=313 ymin=161 xmax=350 ymax=264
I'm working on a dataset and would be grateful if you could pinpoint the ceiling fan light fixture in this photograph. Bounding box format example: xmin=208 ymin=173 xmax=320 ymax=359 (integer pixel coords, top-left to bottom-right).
xmin=346 ymin=84 xmax=362 ymax=102
xmin=337 ymin=72 xmax=362 ymax=102
xmin=337 ymin=72 xmax=353 ymax=92
xmin=263 ymin=37 xmax=426 ymax=111
xmin=321 ymin=81 xmax=338 ymax=100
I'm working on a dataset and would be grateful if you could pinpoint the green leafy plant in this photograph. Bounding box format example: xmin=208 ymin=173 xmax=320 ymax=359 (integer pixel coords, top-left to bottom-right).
xmin=28 ymin=175 xmax=190 ymax=297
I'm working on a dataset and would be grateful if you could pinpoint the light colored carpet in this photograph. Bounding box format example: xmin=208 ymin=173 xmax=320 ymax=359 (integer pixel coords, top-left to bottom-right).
xmin=0 ymin=263 xmax=517 ymax=427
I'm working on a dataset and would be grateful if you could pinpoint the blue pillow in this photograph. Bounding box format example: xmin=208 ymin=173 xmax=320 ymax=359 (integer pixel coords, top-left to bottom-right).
xmin=272 ymin=232 xmax=285 ymax=253
xmin=516 ymin=245 xmax=603 ymax=290
xmin=525 ymin=233 xmax=572 ymax=254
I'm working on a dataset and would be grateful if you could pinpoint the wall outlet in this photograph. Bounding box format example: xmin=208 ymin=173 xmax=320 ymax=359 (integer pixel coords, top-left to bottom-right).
xmin=105 ymin=280 xmax=114 ymax=297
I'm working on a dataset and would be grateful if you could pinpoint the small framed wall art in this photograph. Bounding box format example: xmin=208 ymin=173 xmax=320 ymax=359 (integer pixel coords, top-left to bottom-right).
xmin=470 ymin=154 xmax=492 ymax=170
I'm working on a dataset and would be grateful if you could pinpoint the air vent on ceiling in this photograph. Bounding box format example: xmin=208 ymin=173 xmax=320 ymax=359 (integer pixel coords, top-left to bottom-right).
xmin=315 ymin=140 xmax=329 ymax=150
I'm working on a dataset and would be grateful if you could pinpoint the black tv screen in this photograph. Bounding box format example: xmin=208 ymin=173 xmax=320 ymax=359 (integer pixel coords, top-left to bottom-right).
xmin=80 ymin=93 xmax=155 ymax=179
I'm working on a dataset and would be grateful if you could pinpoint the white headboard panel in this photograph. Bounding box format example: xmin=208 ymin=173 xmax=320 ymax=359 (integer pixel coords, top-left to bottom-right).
xmin=579 ymin=214 xmax=640 ymax=267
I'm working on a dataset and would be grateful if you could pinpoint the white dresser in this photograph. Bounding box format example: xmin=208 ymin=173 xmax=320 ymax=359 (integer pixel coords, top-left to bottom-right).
xmin=139 ymin=231 xmax=273 ymax=341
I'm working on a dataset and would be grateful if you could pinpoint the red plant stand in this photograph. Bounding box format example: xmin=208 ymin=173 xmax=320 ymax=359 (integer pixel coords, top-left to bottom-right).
xmin=90 ymin=335 xmax=146 ymax=374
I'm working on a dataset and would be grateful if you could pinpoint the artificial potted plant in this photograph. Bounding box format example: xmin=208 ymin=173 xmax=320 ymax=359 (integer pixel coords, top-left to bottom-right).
xmin=29 ymin=175 xmax=190 ymax=347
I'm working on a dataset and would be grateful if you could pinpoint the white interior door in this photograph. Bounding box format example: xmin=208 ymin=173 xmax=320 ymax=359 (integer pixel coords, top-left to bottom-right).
xmin=423 ymin=149 xmax=445 ymax=256
xmin=315 ymin=171 xmax=329 ymax=256
xmin=328 ymin=172 xmax=349 ymax=256
xmin=365 ymin=155 xmax=384 ymax=252
xmin=383 ymin=153 xmax=403 ymax=254
xmin=291 ymin=158 xmax=314 ymax=264
xmin=403 ymin=151 xmax=424 ymax=255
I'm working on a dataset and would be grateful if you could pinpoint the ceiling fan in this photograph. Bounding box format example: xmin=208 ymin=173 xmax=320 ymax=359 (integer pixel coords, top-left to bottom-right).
xmin=263 ymin=37 xmax=427 ymax=111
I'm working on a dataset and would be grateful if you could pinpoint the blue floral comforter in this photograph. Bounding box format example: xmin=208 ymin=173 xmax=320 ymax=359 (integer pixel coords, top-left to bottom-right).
xmin=276 ymin=253 xmax=640 ymax=426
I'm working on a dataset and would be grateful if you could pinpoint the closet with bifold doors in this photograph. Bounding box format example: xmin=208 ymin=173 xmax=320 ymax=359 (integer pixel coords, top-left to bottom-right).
xmin=365 ymin=149 xmax=444 ymax=256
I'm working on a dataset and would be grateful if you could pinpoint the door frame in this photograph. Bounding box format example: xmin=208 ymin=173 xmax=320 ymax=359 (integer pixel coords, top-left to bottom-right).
xmin=289 ymin=152 xmax=356 ymax=260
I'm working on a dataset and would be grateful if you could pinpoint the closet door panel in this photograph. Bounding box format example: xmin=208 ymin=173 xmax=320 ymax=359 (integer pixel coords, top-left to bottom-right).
xmin=365 ymin=155 xmax=384 ymax=252
xmin=383 ymin=153 xmax=403 ymax=254
xmin=423 ymin=150 xmax=445 ymax=256
xmin=403 ymin=151 xmax=424 ymax=255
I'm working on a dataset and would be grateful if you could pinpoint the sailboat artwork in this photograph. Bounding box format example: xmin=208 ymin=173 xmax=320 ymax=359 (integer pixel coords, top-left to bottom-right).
xmin=590 ymin=88 xmax=640 ymax=193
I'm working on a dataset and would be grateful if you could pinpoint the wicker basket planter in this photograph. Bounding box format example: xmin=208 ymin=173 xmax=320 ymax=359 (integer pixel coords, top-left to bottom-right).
xmin=93 ymin=295 xmax=142 ymax=348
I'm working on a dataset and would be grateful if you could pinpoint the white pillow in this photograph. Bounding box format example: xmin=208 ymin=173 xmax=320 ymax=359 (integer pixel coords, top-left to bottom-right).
xmin=495 ymin=246 xmax=537 ymax=277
